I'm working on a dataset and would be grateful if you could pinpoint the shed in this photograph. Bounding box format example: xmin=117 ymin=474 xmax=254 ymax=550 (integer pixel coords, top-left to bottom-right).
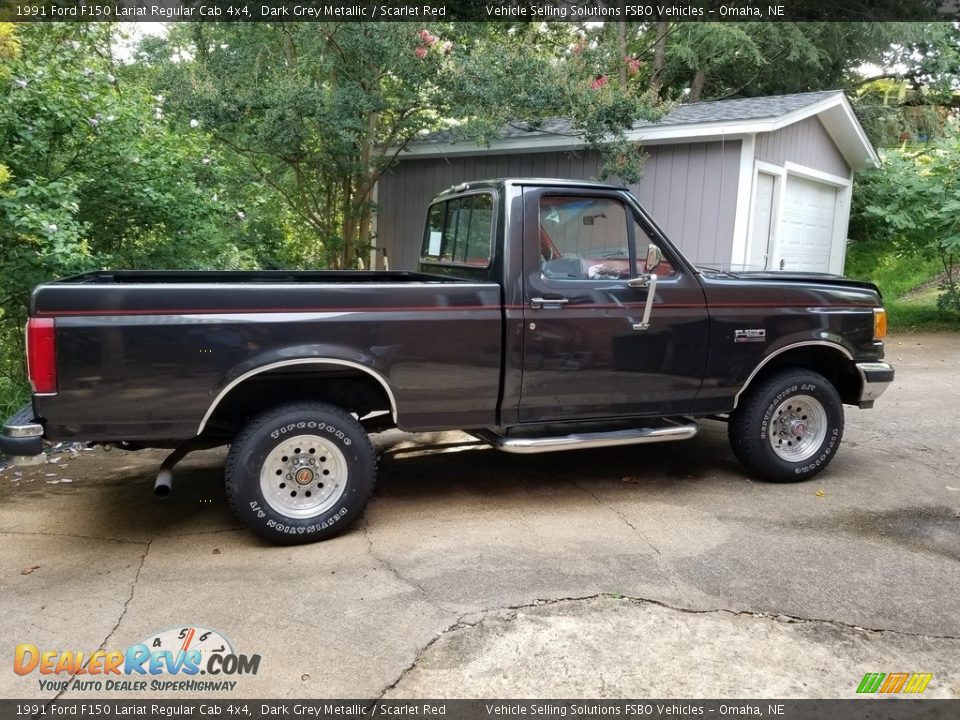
xmin=374 ymin=90 xmax=878 ymax=275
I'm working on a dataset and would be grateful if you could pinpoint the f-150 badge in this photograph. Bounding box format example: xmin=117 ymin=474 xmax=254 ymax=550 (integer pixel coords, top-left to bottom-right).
xmin=734 ymin=329 xmax=767 ymax=343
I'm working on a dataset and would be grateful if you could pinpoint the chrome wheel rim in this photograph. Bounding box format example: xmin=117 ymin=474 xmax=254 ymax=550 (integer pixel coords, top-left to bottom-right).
xmin=259 ymin=435 xmax=347 ymax=519
xmin=768 ymin=394 xmax=828 ymax=462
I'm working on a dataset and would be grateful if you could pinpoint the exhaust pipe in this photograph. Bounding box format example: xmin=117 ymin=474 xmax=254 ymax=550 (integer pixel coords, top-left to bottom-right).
xmin=153 ymin=439 xmax=218 ymax=498
xmin=154 ymin=468 xmax=173 ymax=498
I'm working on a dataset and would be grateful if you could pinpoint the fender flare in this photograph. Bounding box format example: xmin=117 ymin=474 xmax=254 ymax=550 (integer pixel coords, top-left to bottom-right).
xmin=732 ymin=340 xmax=854 ymax=410
xmin=196 ymin=358 xmax=398 ymax=435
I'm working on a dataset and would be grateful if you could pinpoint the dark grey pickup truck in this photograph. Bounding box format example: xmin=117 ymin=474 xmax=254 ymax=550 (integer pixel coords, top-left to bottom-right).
xmin=2 ymin=179 xmax=893 ymax=544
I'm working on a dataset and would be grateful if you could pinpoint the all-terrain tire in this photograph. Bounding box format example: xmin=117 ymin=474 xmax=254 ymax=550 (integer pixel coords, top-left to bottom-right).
xmin=225 ymin=402 xmax=376 ymax=544
xmin=729 ymin=368 xmax=844 ymax=483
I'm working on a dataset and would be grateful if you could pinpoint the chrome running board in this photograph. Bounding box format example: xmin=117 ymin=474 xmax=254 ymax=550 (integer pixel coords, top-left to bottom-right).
xmin=473 ymin=422 xmax=698 ymax=455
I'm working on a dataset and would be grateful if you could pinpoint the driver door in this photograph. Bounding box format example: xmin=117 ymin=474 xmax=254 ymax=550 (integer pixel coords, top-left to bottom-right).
xmin=518 ymin=187 xmax=709 ymax=423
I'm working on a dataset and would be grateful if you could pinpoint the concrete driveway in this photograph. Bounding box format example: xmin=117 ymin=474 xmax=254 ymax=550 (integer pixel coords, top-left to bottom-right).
xmin=1 ymin=333 xmax=958 ymax=699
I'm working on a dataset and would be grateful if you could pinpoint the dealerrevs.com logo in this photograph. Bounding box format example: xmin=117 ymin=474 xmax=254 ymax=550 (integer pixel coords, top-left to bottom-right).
xmin=14 ymin=626 xmax=261 ymax=693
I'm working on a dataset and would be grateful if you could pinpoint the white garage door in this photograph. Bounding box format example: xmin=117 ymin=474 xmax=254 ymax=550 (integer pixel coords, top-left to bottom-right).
xmin=777 ymin=175 xmax=837 ymax=273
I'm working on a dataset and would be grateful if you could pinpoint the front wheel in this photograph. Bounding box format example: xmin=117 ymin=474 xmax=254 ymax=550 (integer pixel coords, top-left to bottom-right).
xmin=729 ymin=369 xmax=844 ymax=483
xmin=225 ymin=402 xmax=376 ymax=544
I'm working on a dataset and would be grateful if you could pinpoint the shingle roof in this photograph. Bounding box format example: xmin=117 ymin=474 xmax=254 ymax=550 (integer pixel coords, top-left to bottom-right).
xmin=417 ymin=90 xmax=845 ymax=144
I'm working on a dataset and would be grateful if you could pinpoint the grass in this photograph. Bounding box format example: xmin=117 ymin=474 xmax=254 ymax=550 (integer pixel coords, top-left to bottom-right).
xmin=884 ymin=300 xmax=960 ymax=332
xmin=844 ymin=240 xmax=959 ymax=332
xmin=0 ymin=319 xmax=29 ymax=420
xmin=0 ymin=376 xmax=28 ymax=420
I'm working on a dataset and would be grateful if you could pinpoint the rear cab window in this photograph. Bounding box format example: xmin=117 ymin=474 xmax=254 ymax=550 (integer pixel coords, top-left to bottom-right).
xmin=421 ymin=192 xmax=495 ymax=269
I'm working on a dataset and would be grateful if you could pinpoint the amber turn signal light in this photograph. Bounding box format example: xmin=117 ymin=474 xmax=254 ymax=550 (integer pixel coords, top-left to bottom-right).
xmin=873 ymin=308 xmax=888 ymax=340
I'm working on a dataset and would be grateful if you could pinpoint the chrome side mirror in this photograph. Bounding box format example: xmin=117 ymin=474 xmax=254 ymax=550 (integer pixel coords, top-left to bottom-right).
xmin=646 ymin=244 xmax=662 ymax=273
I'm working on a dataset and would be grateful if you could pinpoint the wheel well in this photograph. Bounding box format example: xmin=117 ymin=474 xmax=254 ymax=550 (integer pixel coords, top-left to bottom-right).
xmin=202 ymin=366 xmax=394 ymax=439
xmin=738 ymin=346 xmax=861 ymax=407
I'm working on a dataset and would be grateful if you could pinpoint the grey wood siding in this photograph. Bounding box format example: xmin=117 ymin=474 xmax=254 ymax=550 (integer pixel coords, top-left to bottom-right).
xmin=755 ymin=116 xmax=850 ymax=178
xmin=376 ymin=139 xmax=742 ymax=271
xmin=629 ymin=140 xmax=741 ymax=267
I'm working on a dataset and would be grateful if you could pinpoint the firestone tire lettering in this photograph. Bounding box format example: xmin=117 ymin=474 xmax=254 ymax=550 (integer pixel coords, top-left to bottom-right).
xmin=225 ymin=402 xmax=376 ymax=546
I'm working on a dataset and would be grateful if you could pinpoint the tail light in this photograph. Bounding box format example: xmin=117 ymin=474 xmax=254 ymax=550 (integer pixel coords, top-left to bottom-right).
xmin=26 ymin=317 xmax=57 ymax=394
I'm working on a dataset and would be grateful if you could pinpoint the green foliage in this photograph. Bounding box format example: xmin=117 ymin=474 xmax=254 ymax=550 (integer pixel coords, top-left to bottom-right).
xmin=0 ymin=318 xmax=28 ymax=419
xmin=150 ymin=23 xmax=664 ymax=267
xmin=0 ymin=25 xmax=255 ymax=302
xmin=153 ymin=23 xmax=459 ymax=267
xmin=848 ymin=133 xmax=960 ymax=325
xmin=441 ymin=23 xmax=661 ymax=182
xmin=851 ymin=24 xmax=960 ymax=146
xmin=877 ymin=23 xmax=960 ymax=105
xmin=0 ymin=24 xmax=259 ymax=408
xmin=627 ymin=22 xmax=911 ymax=103
xmin=630 ymin=21 xmax=954 ymax=148
xmin=845 ymin=240 xmax=943 ymax=300
xmin=844 ymin=239 xmax=957 ymax=331
xmin=882 ymin=301 xmax=960 ymax=332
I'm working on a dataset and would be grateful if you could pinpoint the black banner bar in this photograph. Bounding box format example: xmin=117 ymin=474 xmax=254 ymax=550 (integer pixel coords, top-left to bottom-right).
xmin=0 ymin=0 xmax=957 ymax=23
xmin=3 ymin=699 xmax=960 ymax=720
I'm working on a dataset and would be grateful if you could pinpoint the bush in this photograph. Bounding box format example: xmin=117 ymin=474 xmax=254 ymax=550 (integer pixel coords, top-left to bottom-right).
xmin=849 ymin=134 xmax=960 ymax=321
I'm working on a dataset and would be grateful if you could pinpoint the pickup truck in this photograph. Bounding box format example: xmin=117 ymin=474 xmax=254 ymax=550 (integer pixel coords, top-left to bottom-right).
xmin=2 ymin=178 xmax=894 ymax=544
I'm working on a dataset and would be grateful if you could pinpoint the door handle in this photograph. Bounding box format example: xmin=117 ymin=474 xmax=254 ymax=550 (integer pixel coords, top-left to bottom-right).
xmin=530 ymin=297 xmax=569 ymax=309
xmin=630 ymin=273 xmax=658 ymax=330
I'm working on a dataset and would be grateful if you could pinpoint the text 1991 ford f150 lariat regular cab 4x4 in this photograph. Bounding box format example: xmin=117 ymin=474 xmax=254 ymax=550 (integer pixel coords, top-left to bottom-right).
xmin=2 ymin=179 xmax=894 ymax=544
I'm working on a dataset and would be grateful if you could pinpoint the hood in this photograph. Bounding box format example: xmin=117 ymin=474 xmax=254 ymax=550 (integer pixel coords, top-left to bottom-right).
xmin=731 ymin=272 xmax=880 ymax=296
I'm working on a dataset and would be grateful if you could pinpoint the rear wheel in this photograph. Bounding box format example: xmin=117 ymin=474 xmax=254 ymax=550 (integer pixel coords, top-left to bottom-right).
xmin=225 ymin=402 xmax=376 ymax=544
xmin=729 ymin=369 xmax=844 ymax=482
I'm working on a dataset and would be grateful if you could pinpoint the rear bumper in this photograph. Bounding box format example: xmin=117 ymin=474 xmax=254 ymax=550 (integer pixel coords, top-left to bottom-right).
xmin=856 ymin=361 xmax=895 ymax=409
xmin=1 ymin=404 xmax=46 ymax=466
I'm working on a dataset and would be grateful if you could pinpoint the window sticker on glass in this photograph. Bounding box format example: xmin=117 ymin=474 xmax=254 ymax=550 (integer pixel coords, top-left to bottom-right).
xmin=428 ymin=231 xmax=442 ymax=256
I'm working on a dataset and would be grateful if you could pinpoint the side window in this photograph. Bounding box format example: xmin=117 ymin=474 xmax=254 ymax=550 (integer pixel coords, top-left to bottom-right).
xmin=421 ymin=193 xmax=494 ymax=267
xmin=634 ymin=218 xmax=677 ymax=277
xmin=539 ymin=196 xmax=631 ymax=280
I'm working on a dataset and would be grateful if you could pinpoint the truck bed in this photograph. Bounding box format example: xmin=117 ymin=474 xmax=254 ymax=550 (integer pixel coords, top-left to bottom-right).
xmin=31 ymin=271 xmax=504 ymax=441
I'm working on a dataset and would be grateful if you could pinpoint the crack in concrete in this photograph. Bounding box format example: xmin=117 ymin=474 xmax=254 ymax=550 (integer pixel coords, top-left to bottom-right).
xmin=97 ymin=538 xmax=154 ymax=650
xmin=376 ymin=613 xmax=489 ymax=700
xmin=569 ymin=480 xmax=681 ymax=596
xmin=521 ymin=593 xmax=960 ymax=641
xmin=46 ymin=538 xmax=155 ymax=707
xmin=161 ymin=527 xmax=246 ymax=538
xmin=2 ymin=526 xmax=244 ymax=544
xmin=360 ymin=519 xmax=458 ymax=616
xmin=376 ymin=592 xmax=960 ymax=697
xmin=1 ymin=530 xmax=148 ymax=545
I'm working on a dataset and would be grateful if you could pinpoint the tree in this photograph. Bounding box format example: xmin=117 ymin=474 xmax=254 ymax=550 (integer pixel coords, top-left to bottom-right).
xmin=0 ymin=23 xmax=251 ymax=411
xmin=853 ymin=24 xmax=960 ymax=146
xmin=852 ymin=134 xmax=960 ymax=318
xmin=623 ymin=22 xmax=915 ymax=104
xmin=0 ymin=24 xmax=252 ymax=309
xmin=154 ymin=23 xmax=461 ymax=268
xmin=153 ymin=22 xmax=664 ymax=268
